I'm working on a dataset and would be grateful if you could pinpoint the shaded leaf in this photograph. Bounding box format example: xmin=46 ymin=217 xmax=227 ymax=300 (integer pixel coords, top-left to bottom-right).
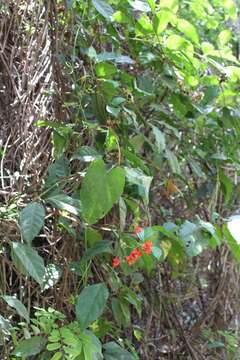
xmin=95 ymin=52 xmax=134 ymax=64
xmin=2 ymin=296 xmax=29 ymax=323
xmin=179 ymin=221 xmax=210 ymax=257
xmin=103 ymin=341 xmax=135 ymax=360
xmin=92 ymin=0 xmax=114 ymax=20
xmin=125 ymin=167 xmax=153 ymax=206
xmin=46 ymin=193 xmax=81 ymax=216
xmin=71 ymin=146 xmax=101 ymax=162
xmin=12 ymin=243 xmax=45 ymax=286
xmin=76 ymin=283 xmax=109 ymax=330
xmin=80 ymin=160 xmax=125 ymax=224
xmin=82 ymin=241 xmax=113 ymax=262
xmin=13 ymin=336 xmax=47 ymax=357
xmin=20 ymin=203 xmax=45 ymax=244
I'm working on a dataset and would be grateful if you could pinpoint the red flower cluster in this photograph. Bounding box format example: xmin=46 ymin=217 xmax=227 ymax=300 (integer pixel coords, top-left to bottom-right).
xmin=134 ymin=226 xmax=143 ymax=234
xmin=112 ymin=257 xmax=121 ymax=268
xmin=126 ymin=248 xmax=142 ymax=265
xmin=141 ymin=241 xmax=153 ymax=254
xmin=112 ymin=240 xmax=153 ymax=268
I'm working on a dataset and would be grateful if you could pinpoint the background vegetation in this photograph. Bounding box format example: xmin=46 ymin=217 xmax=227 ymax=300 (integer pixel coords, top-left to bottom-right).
xmin=1 ymin=0 xmax=240 ymax=359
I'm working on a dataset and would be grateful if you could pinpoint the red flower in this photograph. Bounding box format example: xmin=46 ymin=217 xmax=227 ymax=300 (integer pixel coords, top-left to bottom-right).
xmin=126 ymin=248 xmax=142 ymax=265
xmin=134 ymin=226 xmax=143 ymax=234
xmin=112 ymin=257 xmax=121 ymax=268
xmin=141 ymin=241 xmax=153 ymax=254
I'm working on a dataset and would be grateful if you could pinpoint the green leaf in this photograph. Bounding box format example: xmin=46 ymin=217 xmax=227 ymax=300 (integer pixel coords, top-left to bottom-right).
xmin=46 ymin=193 xmax=81 ymax=216
xmin=19 ymin=203 xmax=45 ymax=244
xmin=227 ymin=216 xmax=240 ymax=245
xmin=50 ymin=352 xmax=62 ymax=360
xmin=48 ymin=157 xmax=70 ymax=178
xmin=95 ymin=52 xmax=134 ymax=64
xmin=179 ymin=221 xmax=210 ymax=257
xmin=147 ymin=0 xmax=155 ymax=11
xmin=151 ymin=125 xmax=166 ymax=152
xmin=152 ymin=246 xmax=163 ymax=260
xmin=153 ymin=10 xmax=175 ymax=34
xmin=0 ymin=315 xmax=12 ymax=334
xmin=111 ymin=298 xmax=131 ymax=328
xmin=85 ymin=227 xmax=103 ymax=247
xmin=176 ymin=18 xmax=199 ymax=45
xmin=11 ymin=243 xmax=45 ymax=286
xmin=80 ymin=160 xmax=125 ymax=224
xmin=123 ymin=289 xmax=142 ymax=317
xmin=47 ymin=342 xmax=61 ymax=351
xmin=160 ymin=0 xmax=178 ymax=12
xmin=92 ymin=0 xmax=114 ymax=20
xmin=2 ymin=296 xmax=29 ymax=323
xmin=128 ymin=0 xmax=150 ymax=12
xmin=96 ymin=62 xmax=117 ymax=78
xmin=166 ymin=35 xmax=193 ymax=52
xmin=219 ymin=171 xmax=233 ymax=204
xmin=218 ymin=29 xmax=232 ymax=46
xmin=125 ymin=167 xmax=153 ymax=206
xmin=71 ymin=146 xmax=101 ymax=162
xmin=76 ymin=283 xmax=109 ymax=330
xmin=13 ymin=336 xmax=47 ymax=357
xmin=103 ymin=341 xmax=135 ymax=360
xmin=224 ymin=221 xmax=240 ymax=261
xmin=82 ymin=241 xmax=113 ymax=262
xmin=165 ymin=149 xmax=181 ymax=175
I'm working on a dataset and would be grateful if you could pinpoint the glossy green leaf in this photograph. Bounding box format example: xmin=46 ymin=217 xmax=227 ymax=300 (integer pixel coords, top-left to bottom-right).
xmin=2 ymin=296 xmax=29 ymax=323
xmin=19 ymin=203 xmax=45 ymax=244
xmin=80 ymin=160 xmax=125 ymax=224
xmin=12 ymin=243 xmax=45 ymax=286
xmin=76 ymin=283 xmax=109 ymax=330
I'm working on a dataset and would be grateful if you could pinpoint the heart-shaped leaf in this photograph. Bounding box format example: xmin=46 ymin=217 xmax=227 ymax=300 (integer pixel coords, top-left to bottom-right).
xmin=80 ymin=160 xmax=125 ymax=224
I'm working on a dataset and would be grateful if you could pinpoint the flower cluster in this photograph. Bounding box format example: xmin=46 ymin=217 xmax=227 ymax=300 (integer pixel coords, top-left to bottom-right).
xmin=111 ymin=238 xmax=153 ymax=269
xmin=126 ymin=248 xmax=142 ymax=265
